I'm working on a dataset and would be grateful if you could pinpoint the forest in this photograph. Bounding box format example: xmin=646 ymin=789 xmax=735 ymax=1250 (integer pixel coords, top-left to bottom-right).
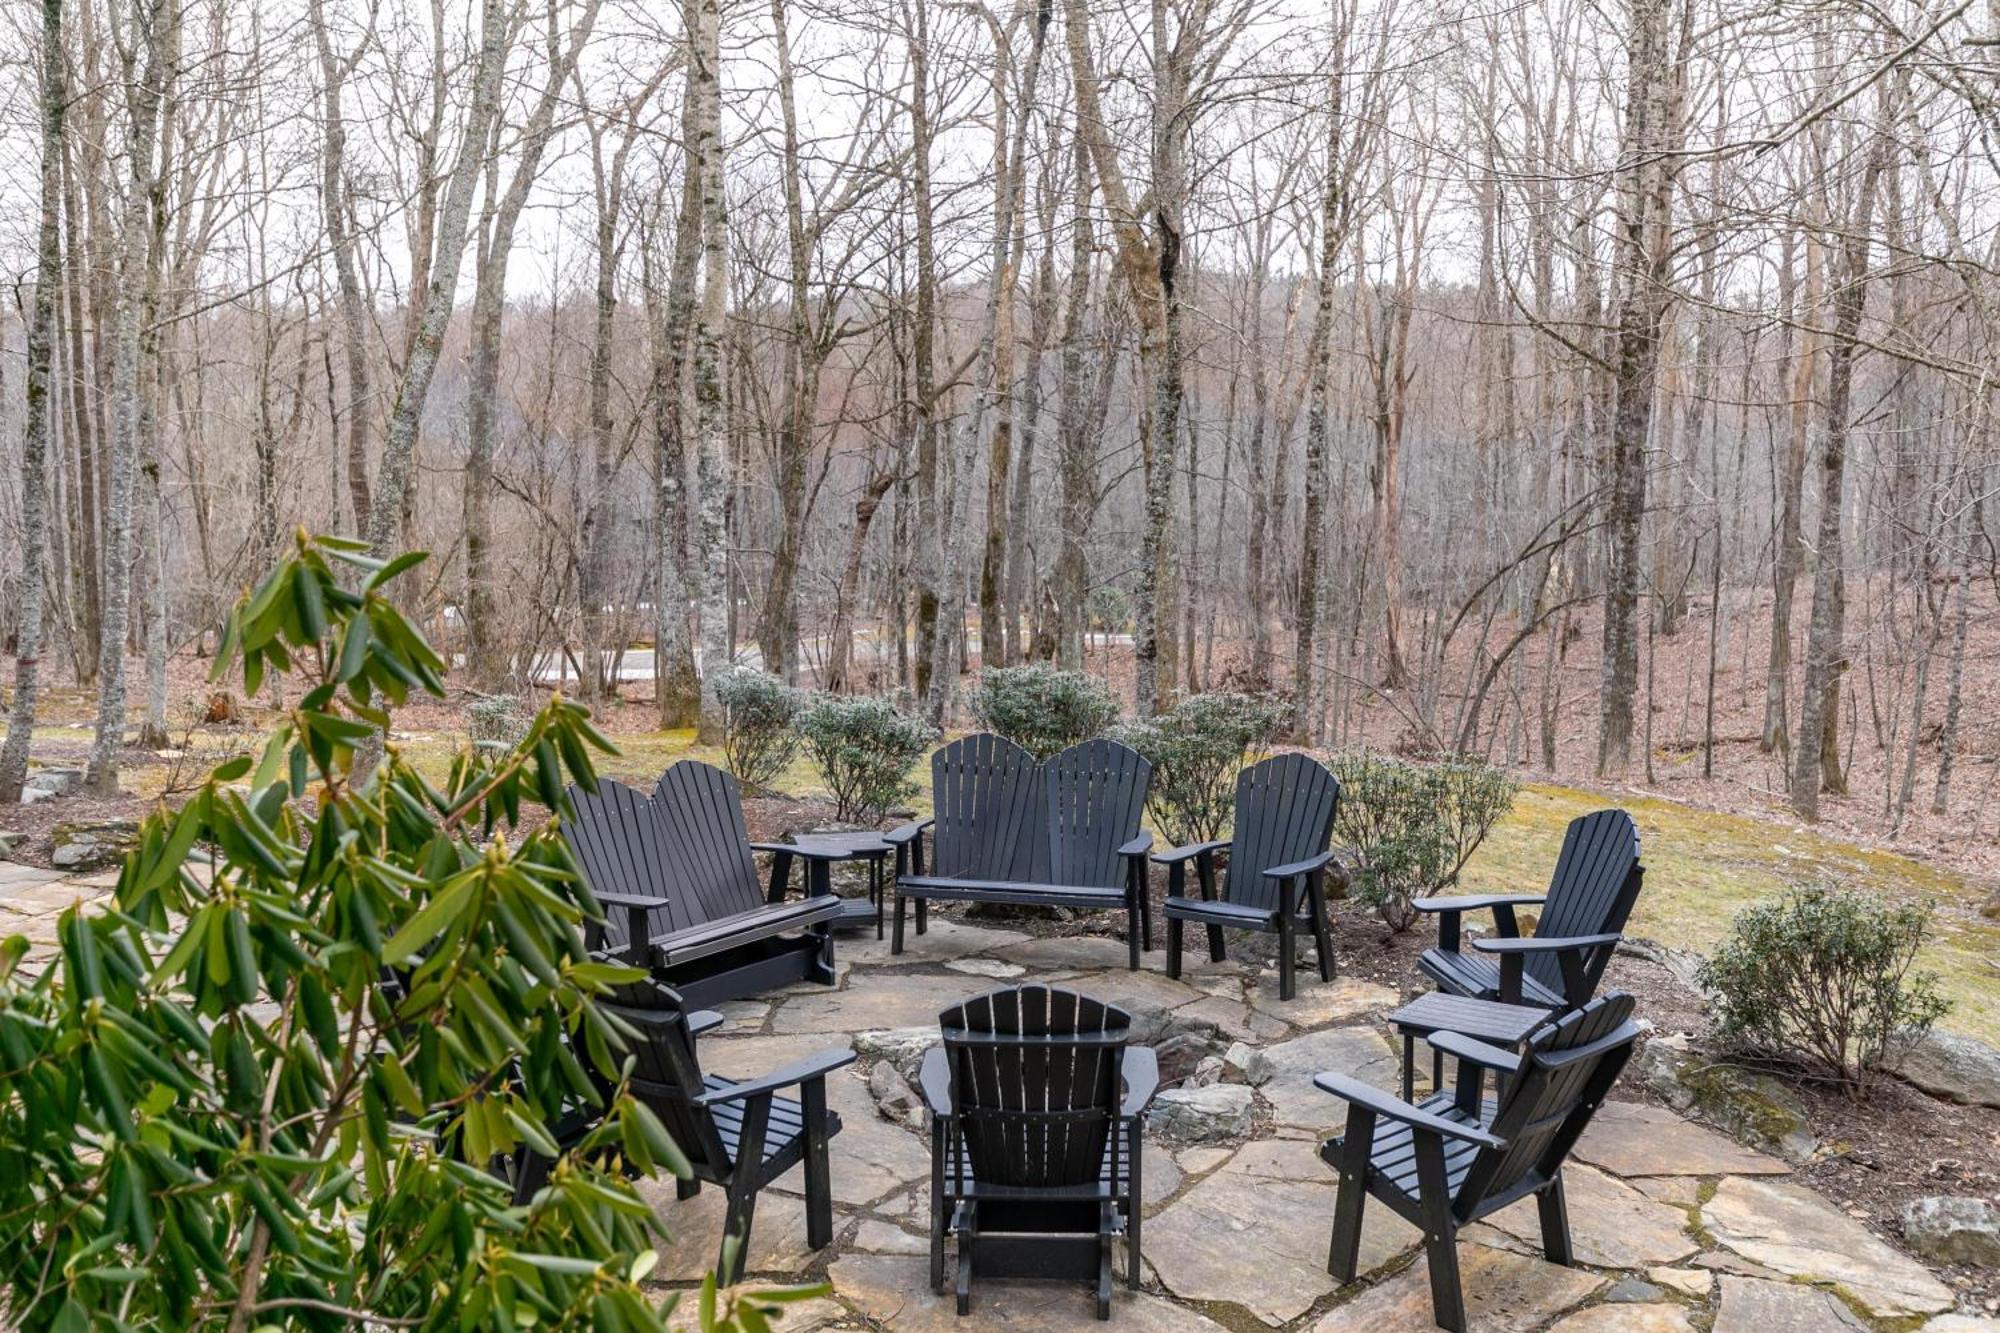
xmin=2 ymin=0 xmax=1999 ymax=856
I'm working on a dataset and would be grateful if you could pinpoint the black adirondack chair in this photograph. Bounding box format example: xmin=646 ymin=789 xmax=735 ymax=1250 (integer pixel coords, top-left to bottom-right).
xmin=562 ymin=761 xmax=844 ymax=1008
xmin=1155 ymin=753 xmax=1341 ymax=1000
xmin=890 ymin=736 xmax=1154 ymax=968
xmin=1415 ymin=809 xmax=1642 ymax=1010
xmin=1317 ymin=992 xmax=1641 ymax=1333
xmin=917 ymin=985 xmax=1160 ymax=1319
xmin=532 ymin=982 xmax=852 ymax=1285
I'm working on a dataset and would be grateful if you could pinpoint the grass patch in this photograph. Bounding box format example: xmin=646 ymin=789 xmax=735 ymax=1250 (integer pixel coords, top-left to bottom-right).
xmin=1458 ymin=783 xmax=2000 ymax=1047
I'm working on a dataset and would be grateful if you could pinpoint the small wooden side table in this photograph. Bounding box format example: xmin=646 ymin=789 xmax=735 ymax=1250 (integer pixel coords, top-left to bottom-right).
xmin=1387 ymin=992 xmax=1549 ymax=1102
xmin=768 ymin=831 xmax=893 ymax=938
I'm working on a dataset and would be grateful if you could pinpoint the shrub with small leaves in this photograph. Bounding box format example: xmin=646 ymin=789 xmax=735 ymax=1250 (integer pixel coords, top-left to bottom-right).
xmin=1697 ymin=887 xmax=1950 ymax=1086
xmin=795 ymin=694 xmax=936 ymax=822
xmin=462 ymin=692 xmax=533 ymax=747
xmin=1330 ymin=753 xmax=1449 ymax=930
xmin=0 ymin=534 xmax=810 ymax=1331
xmin=1329 ymin=752 xmax=1515 ymax=931
xmin=971 ymin=664 xmax=1121 ymax=758
xmin=1115 ymin=692 xmax=1291 ymax=844
xmin=713 ymin=667 xmax=805 ymax=789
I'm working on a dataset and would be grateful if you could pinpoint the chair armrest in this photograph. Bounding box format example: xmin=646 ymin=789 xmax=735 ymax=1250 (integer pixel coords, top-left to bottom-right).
xmin=1470 ymin=932 xmax=1622 ymax=955
xmin=1263 ymin=849 xmax=1335 ymax=880
xmin=883 ymin=818 xmax=932 ymax=846
xmin=750 ymin=841 xmax=846 ymax=862
xmin=589 ymin=889 xmax=664 ymax=908
xmin=1425 ymin=1029 xmax=1522 ymax=1075
xmin=1312 ymin=1072 xmax=1507 ymax=1149
xmin=695 ymin=1047 xmax=858 ymax=1107
xmin=688 ymin=1010 xmax=727 ymax=1038
xmin=918 ymin=1043 xmax=951 ymax=1115
xmin=1118 ymin=832 xmax=1154 ymax=858
xmin=1121 ymin=1046 xmax=1160 ymax=1118
xmin=1152 ymin=839 xmax=1228 ymax=866
xmin=1411 ymin=894 xmax=1546 ymax=915
xmin=1415 ymin=893 xmax=1546 ymax=952
xmin=1472 ymin=933 xmax=1620 ymax=1007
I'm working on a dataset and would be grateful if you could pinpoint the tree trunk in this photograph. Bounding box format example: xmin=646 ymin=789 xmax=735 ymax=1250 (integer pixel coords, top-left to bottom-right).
xmin=307 ymin=0 xmax=372 ymax=535
xmin=1763 ymin=228 xmax=1818 ymax=754
xmin=1595 ymin=0 xmax=1681 ymax=777
xmin=650 ymin=121 xmax=703 ymax=728
xmin=908 ymin=0 xmax=942 ymax=701
xmin=1791 ymin=121 xmax=1889 ymax=820
xmin=691 ymin=0 xmax=730 ymax=742
xmin=364 ymin=0 xmax=510 ymax=559
xmin=0 ymin=0 xmax=67 ymax=805
xmin=1054 ymin=132 xmax=1094 ymax=671
xmin=85 ymin=0 xmax=172 ymax=796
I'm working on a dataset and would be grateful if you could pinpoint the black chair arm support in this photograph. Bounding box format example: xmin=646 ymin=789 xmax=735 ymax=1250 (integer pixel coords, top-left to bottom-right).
xmin=1118 ymin=831 xmax=1154 ymax=859
xmin=1413 ymin=892 xmax=1546 ymax=952
xmin=1152 ymin=839 xmax=1229 ymax=867
xmin=1473 ymin=931 xmax=1622 ymax=1007
xmin=1121 ymin=1046 xmax=1160 ymax=1118
xmin=1425 ymin=1029 xmax=1522 ymax=1075
xmin=1263 ymin=849 xmax=1336 ymax=880
xmin=1312 ymin=1072 xmax=1507 ymax=1149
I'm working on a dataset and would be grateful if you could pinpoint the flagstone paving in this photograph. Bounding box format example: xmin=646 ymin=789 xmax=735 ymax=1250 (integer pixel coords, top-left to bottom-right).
xmin=5 ymin=869 xmax=1989 ymax=1330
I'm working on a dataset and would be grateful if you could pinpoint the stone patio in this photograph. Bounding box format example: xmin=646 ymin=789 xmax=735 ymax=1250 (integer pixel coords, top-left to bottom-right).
xmin=7 ymin=870 xmax=1989 ymax=1331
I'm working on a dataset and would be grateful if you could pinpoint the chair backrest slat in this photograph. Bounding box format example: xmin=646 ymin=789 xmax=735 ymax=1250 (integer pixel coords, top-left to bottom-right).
xmin=1526 ymin=809 xmax=1643 ymax=996
xmin=1043 ymin=739 xmax=1151 ymax=889
xmin=931 ymin=734 xmax=1046 ymax=882
xmin=1453 ymin=992 xmax=1639 ymax=1218
xmin=563 ymin=779 xmax=697 ymax=949
xmin=1226 ymin=753 xmax=1340 ymax=912
xmin=941 ymin=985 xmax=1129 ymax=1193
xmin=654 ymin=761 xmax=764 ymax=920
xmin=601 ymin=986 xmax=731 ymax=1171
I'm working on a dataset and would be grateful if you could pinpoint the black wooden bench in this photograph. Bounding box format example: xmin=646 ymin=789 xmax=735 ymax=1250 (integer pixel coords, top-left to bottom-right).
xmin=888 ymin=735 xmax=1153 ymax=968
xmin=562 ymin=760 xmax=844 ymax=1008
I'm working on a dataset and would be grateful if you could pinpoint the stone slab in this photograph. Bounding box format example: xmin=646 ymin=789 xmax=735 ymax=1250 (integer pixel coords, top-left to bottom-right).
xmin=842 ymin=917 xmax=1029 ymax=968
xmin=1703 ymin=1175 xmax=1955 ymax=1318
xmin=1576 ymin=1100 xmax=1790 ymax=1178
xmin=1481 ymin=1166 xmax=1698 ymax=1269
xmin=1548 ymin=1305 xmax=1695 ymax=1333
xmin=1258 ymin=1026 xmax=1402 ymax=1135
xmin=1311 ymin=1244 xmax=1606 ymax=1332
xmin=829 ymin=1254 xmax=1227 ymax=1331
xmin=1710 ymin=1275 xmax=1868 ymax=1332
xmin=1244 ymin=976 xmax=1400 ymax=1027
xmin=771 ymin=973 xmax=983 ymax=1034
xmin=1147 ymin=1138 xmax=1415 ymax=1325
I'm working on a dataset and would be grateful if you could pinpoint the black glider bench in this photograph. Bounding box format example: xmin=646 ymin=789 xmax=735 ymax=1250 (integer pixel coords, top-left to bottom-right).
xmin=563 ymin=760 xmax=844 ymax=1008
xmin=889 ymin=735 xmax=1153 ymax=968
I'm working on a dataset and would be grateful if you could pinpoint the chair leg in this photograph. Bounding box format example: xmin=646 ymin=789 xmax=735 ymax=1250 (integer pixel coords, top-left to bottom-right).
xmin=1537 ymin=1174 xmax=1574 ymax=1267
xmin=1166 ymin=916 xmax=1184 ymax=980
xmin=1206 ymin=921 xmax=1226 ymax=963
xmin=801 ymin=1079 xmax=834 ymax=1250
xmin=1126 ymin=1120 xmax=1143 ymax=1291
xmin=1278 ymin=912 xmax=1296 ymax=1002
xmin=1325 ymin=1106 xmax=1374 ymax=1282
xmin=1098 ymin=1203 xmax=1115 ymax=1320
xmin=1413 ymin=1132 xmax=1465 ymax=1333
xmin=1126 ymin=897 xmax=1141 ymax=970
xmin=954 ymin=1202 xmax=975 ymax=1315
xmin=676 ymin=1177 xmax=702 ymax=1201
xmin=719 ymin=1098 xmax=772 ymax=1286
xmin=930 ymin=1123 xmax=948 ymax=1293
xmin=1308 ymin=874 xmax=1335 ymax=981
xmin=892 ymin=892 xmax=908 ymax=955
xmin=813 ymin=921 xmax=836 ymax=986
xmin=1137 ymin=872 xmax=1153 ymax=953
xmin=916 ymin=896 xmax=929 ymax=936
